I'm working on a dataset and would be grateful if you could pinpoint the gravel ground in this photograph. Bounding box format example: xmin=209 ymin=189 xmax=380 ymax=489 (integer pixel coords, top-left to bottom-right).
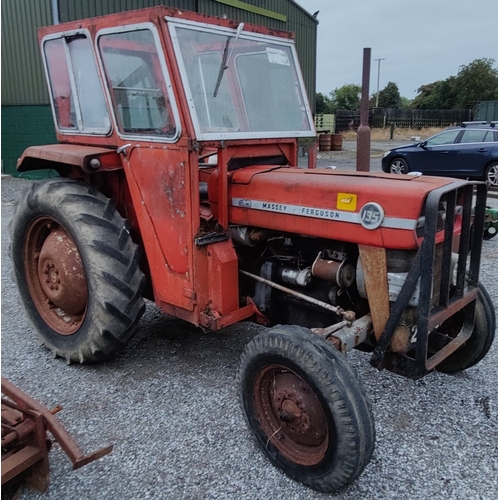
xmin=1 ymin=149 xmax=498 ymax=499
xmin=298 ymin=139 xmax=410 ymax=170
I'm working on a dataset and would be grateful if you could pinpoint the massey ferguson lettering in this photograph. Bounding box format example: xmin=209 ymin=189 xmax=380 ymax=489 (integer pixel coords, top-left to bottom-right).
xmin=230 ymin=198 xmax=415 ymax=229
xmin=262 ymin=202 xmax=288 ymax=212
xmin=233 ymin=198 xmax=345 ymax=220
xmin=301 ymin=207 xmax=340 ymax=219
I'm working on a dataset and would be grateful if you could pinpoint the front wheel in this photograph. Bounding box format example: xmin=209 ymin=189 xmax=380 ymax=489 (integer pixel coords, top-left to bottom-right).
xmin=389 ymin=157 xmax=409 ymax=174
xmin=484 ymin=162 xmax=498 ymax=188
xmin=10 ymin=178 xmax=146 ymax=363
xmin=237 ymin=325 xmax=375 ymax=492
xmin=437 ymin=283 xmax=495 ymax=373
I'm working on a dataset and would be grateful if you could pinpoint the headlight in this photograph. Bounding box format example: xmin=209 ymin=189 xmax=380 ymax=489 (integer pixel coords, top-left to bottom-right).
xmin=382 ymin=150 xmax=391 ymax=158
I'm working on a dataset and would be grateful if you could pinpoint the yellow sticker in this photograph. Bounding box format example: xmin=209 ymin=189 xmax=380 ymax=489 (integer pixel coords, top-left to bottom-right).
xmin=337 ymin=193 xmax=357 ymax=211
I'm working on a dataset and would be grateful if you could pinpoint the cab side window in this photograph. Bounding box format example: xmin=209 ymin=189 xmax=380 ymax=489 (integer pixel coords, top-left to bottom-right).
xmin=99 ymin=29 xmax=176 ymax=138
xmin=43 ymin=34 xmax=110 ymax=133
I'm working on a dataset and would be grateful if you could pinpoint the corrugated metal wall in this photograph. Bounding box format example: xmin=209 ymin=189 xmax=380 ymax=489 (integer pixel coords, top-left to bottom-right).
xmin=285 ymin=1 xmax=317 ymax=110
xmin=1 ymin=0 xmax=53 ymax=105
xmin=198 ymin=0 xmax=317 ymax=108
xmin=58 ymin=0 xmax=196 ymax=22
xmin=2 ymin=0 xmax=317 ymax=108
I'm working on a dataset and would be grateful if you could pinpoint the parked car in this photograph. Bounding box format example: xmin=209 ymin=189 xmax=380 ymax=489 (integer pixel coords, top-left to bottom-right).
xmin=381 ymin=122 xmax=498 ymax=188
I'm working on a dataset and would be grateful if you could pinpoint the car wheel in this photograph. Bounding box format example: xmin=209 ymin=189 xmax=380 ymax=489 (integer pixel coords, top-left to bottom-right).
xmin=485 ymin=162 xmax=498 ymax=188
xmin=389 ymin=158 xmax=409 ymax=174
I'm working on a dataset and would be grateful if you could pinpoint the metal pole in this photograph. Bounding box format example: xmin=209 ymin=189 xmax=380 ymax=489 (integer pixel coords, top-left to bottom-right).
xmin=51 ymin=0 xmax=60 ymax=24
xmin=357 ymin=48 xmax=371 ymax=171
xmin=374 ymin=58 xmax=386 ymax=108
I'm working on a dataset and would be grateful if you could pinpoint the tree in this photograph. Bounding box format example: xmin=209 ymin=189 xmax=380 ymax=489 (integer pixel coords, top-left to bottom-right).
xmin=399 ymin=96 xmax=412 ymax=109
xmin=412 ymin=78 xmax=457 ymax=109
xmin=315 ymin=92 xmax=333 ymax=114
xmin=329 ymin=84 xmax=361 ymax=112
xmin=376 ymin=81 xmax=401 ymax=108
xmin=453 ymin=58 xmax=498 ymax=108
xmin=412 ymin=58 xmax=497 ymax=109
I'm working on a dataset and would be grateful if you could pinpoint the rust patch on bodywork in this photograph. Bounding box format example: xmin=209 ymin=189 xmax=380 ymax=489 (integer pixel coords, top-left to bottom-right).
xmin=358 ymin=245 xmax=390 ymax=341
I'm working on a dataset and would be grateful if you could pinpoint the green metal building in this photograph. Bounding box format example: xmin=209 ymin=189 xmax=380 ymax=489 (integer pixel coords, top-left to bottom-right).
xmin=1 ymin=0 xmax=317 ymax=176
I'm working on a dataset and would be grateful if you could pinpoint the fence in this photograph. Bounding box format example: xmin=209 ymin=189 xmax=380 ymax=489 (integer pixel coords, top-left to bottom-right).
xmin=475 ymin=101 xmax=498 ymax=122
xmin=314 ymin=113 xmax=335 ymax=132
xmin=334 ymin=108 xmax=473 ymax=131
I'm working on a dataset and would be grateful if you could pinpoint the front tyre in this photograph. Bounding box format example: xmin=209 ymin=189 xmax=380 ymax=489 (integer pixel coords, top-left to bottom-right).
xmin=437 ymin=283 xmax=495 ymax=373
xmin=10 ymin=178 xmax=146 ymax=363
xmin=389 ymin=157 xmax=409 ymax=174
xmin=237 ymin=325 xmax=375 ymax=492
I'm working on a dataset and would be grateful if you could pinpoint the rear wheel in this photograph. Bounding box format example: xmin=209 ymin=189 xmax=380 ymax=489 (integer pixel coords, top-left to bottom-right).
xmin=237 ymin=325 xmax=375 ymax=492
xmin=10 ymin=178 xmax=146 ymax=363
xmin=484 ymin=162 xmax=498 ymax=188
xmin=389 ymin=157 xmax=409 ymax=174
xmin=437 ymin=283 xmax=495 ymax=373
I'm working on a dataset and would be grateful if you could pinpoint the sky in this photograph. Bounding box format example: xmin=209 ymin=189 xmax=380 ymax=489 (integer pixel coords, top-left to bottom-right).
xmin=296 ymin=0 xmax=498 ymax=100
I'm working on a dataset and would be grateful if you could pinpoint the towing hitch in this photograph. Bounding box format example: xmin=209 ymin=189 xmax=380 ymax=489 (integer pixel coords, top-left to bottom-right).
xmin=1 ymin=377 xmax=113 ymax=492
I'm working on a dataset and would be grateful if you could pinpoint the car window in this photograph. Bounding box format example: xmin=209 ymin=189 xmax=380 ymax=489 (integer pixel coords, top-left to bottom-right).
xmin=425 ymin=129 xmax=461 ymax=146
xmin=483 ymin=130 xmax=496 ymax=142
xmin=460 ymin=129 xmax=488 ymax=144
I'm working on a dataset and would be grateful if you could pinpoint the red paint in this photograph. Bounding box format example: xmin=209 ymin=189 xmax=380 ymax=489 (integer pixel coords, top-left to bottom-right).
xmin=17 ymin=6 xmax=476 ymax=333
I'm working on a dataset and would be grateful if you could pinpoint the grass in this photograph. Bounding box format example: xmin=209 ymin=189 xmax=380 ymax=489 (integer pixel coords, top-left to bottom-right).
xmin=341 ymin=126 xmax=445 ymax=141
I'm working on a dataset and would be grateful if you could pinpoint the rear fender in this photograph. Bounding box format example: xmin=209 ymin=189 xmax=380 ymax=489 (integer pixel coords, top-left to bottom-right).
xmin=16 ymin=144 xmax=122 ymax=175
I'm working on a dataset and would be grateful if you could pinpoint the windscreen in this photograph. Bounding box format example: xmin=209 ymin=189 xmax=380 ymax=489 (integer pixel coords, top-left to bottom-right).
xmin=169 ymin=19 xmax=315 ymax=140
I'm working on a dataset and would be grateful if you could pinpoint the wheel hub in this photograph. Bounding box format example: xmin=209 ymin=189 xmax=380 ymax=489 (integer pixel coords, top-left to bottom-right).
xmin=391 ymin=160 xmax=405 ymax=174
xmin=278 ymin=399 xmax=302 ymax=423
xmin=273 ymin=372 xmax=327 ymax=447
xmin=253 ymin=365 xmax=329 ymax=466
xmin=24 ymin=218 xmax=88 ymax=335
xmin=487 ymin=164 xmax=498 ymax=187
xmin=37 ymin=228 xmax=87 ymax=315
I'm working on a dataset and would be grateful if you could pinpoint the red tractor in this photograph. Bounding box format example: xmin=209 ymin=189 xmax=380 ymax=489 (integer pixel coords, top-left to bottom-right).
xmin=11 ymin=7 xmax=494 ymax=492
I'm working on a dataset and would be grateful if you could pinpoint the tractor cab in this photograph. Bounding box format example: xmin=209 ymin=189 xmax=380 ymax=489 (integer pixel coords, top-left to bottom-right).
xmin=38 ymin=8 xmax=315 ymax=148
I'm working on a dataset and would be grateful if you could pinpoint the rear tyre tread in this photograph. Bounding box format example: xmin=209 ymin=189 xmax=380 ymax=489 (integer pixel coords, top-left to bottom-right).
xmin=90 ymin=240 xmax=132 ymax=266
xmin=76 ymin=213 xmax=122 ymax=234
xmin=10 ymin=178 xmax=146 ymax=363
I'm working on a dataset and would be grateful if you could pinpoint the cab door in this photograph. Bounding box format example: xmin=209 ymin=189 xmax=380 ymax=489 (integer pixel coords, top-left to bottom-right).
xmin=97 ymin=24 xmax=196 ymax=311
